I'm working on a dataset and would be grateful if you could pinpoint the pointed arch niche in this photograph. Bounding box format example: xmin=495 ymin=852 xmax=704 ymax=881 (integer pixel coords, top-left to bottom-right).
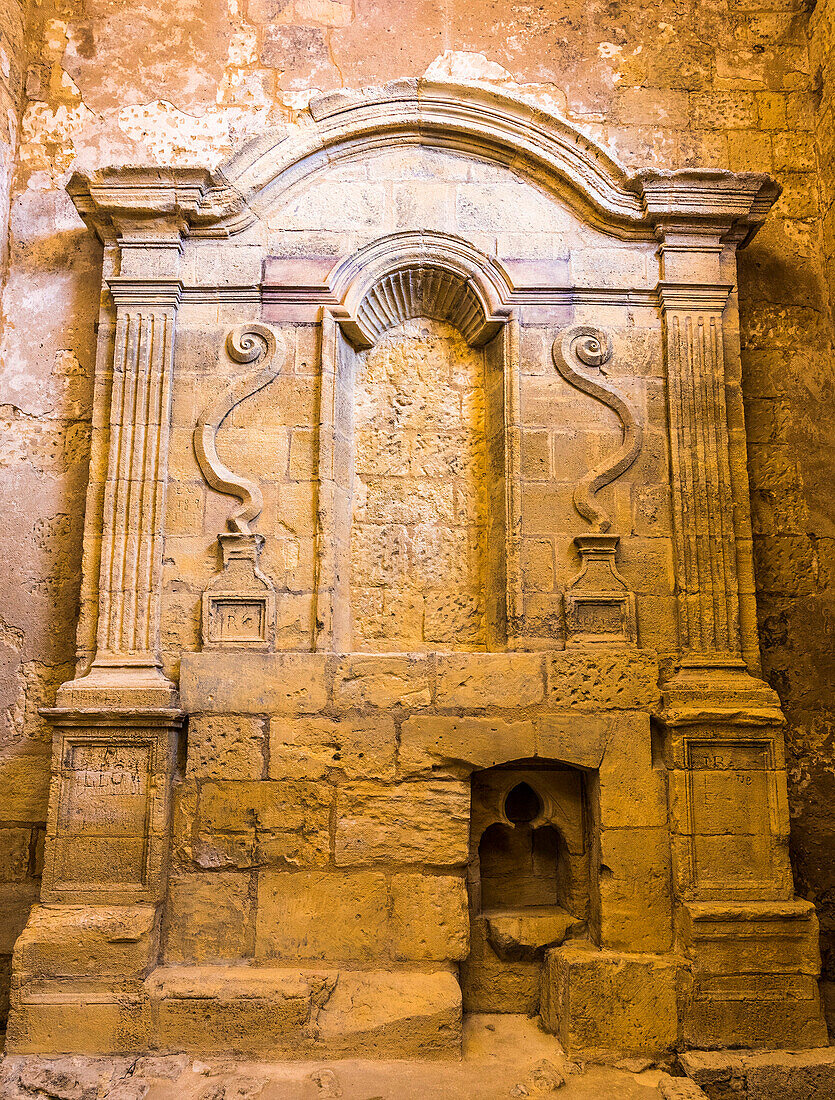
xmin=311 ymin=233 xmax=521 ymax=652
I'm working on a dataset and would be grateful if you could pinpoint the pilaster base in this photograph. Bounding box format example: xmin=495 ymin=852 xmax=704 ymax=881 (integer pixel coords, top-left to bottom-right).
xmin=539 ymin=944 xmax=692 ymax=1061
xmin=680 ymin=900 xmax=828 ymax=1050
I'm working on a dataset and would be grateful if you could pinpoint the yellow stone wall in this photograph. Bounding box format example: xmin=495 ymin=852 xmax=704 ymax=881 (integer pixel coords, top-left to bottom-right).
xmin=0 ymin=0 xmax=834 ymax=1029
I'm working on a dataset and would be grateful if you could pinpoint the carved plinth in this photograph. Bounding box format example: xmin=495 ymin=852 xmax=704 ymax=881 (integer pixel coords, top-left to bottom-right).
xmin=202 ymin=533 xmax=276 ymax=650
xmin=38 ymin=708 xmax=183 ymax=906
xmin=564 ymin=535 xmax=636 ymax=647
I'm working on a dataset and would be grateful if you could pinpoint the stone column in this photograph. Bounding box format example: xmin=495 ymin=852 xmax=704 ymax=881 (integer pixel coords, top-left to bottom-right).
xmin=644 ymin=177 xmax=828 ymax=1050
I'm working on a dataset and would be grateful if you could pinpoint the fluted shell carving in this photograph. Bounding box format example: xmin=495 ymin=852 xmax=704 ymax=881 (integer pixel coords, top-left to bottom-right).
xmin=194 ymin=323 xmax=286 ymax=535
xmin=552 ymin=326 xmax=643 ymax=533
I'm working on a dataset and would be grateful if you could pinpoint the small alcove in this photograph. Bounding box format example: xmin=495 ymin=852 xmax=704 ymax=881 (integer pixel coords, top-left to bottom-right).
xmin=462 ymin=764 xmax=591 ymax=1013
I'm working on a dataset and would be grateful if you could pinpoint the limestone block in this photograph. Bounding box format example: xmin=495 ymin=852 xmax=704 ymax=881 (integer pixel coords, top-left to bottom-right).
xmin=598 ymin=713 xmax=668 ymax=829
xmin=148 ymin=966 xmax=323 ymax=1055
xmin=533 ymin=714 xmax=609 ymax=768
xmin=196 ymin=780 xmax=331 ymax=869
xmin=390 ymin=873 xmax=469 ymax=961
xmin=399 ymin=715 xmax=536 ymax=776
xmin=147 ymin=965 xmax=461 ymax=1058
xmin=0 ymin=828 xmax=32 ymax=882
xmin=334 ymin=780 xmax=470 ymax=865
xmin=180 ymin=652 xmax=328 ymax=714
xmin=6 ymin=992 xmax=151 ymax=1054
xmin=165 ymin=873 xmax=253 ymax=963
xmin=461 ymin=914 xmax=542 ymax=1014
xmin=540 ymin=944 xmax=689 ymax=1060
xmin=256 ymin=870 xmax=389 ymax=963
xmin=186 ymin=715 xmax=265 ymax=780
xmin=0 ymin=883 xmax=39 ymax=953
xmin=435 ymin=653 xmax=545 ymax=708
xmin=315 ymin=969 xmax=461 ymax=1058
xmin=12 ymin=904 xmax=159 ymax=979
xmin=269 ymin=714 xmax=396 ymax=781
xmin=332 ymin=655 xmax=431 ymax=708
xmin=679 ymin=1048 xmax=835 ymax=1100
xmin=0 ymin=755 xmax=50 ymax=822
xmin=546 ymin=651 xmax=660 ymax=710
xmin=598 ymin=827 xmax=673 ymax=953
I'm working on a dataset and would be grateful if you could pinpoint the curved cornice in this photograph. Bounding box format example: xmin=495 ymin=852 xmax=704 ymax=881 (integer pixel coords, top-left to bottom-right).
xmin=66 ymin=80 xmax=782 ymax=245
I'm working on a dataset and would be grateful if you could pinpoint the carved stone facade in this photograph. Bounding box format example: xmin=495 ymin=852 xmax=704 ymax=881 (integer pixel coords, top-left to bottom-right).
xmin=2 ymin=83 xmax=827 ymax=1061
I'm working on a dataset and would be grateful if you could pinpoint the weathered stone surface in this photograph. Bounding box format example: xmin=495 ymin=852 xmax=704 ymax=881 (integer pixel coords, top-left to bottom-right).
xmin=435 ymin=654 xmax=546 ymax=708
xmin=399 ymin=715 xmax=536 ymax=775
xmin=13 ymin=904 xmax=159 ymax=979
xmin=196 ymin=780 xmax=331 ymax=869
xmin=180 ymin=653 xmax=328 ymax=714
xmin=256 ymin=870 xmax=389 ymax=963
xmin=540 ymin=945 xmax=690 ymax=1060
xmin=269 ymin=714 xmax=396 ymax=780
xmin=186 ymin=715 xmax=265 ymax=780
xmin=546 ymin=652 xmax=660 ymax=710
xmin=165 ymin=873 xmax=253 ymax=963
xmin=390 ymin=873 xmax=469 ymax=961
xmin=332 ymin=655 xmax=431 ymax=708
xmin=679 ymin=1048 xmax=835 ymax=1100
xmin=334 ymin=780 xmax=470 ymax=865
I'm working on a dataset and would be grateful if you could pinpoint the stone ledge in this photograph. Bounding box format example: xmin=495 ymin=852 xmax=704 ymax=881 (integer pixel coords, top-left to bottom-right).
xmin=8 ymin=967 xmax=463 ymax=1059
xmin=679 ymin=1048 xmax=835 ymax=1100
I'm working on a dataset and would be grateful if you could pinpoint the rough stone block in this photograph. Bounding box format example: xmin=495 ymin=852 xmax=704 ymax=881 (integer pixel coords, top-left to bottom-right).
xmin=256 ymin=870 xmax=388 ymax=963
xmin=332 ymin=655 xmax=431 ymax=708
xmin=679 ymin=1048 xmax=835 ymax=1100
xmin=547 ymin=651 xmax=660 ymax=710
xmin=0 ymin=883 xmax=39 ymax=953
xmin=390 ymin=873 xmax=469 ymax=961
xmin=270 ymin=714 xmax=397 ymax=780
xmin=598 ymin=827 xmax=673 ymax=953
xmin=196 ymin=780 xmax=331 ymax=868
xmin=165 ymin=873 xmax=253 ymax=963
xmin=540 ymin=944 xmax=689 ymax=1060
xmin=334 ymin=780 xmax=470 ymax=865
xmin=146 ymin=966 xmax=461 ymax=1058
xmin=13 ymin=904 xmax=159 ymax=978
xmin=186 ymin=715 xmax=265 ymax=780
xmin=0 ymin=756 xmax=50 ymax=822
xmin=435 ymin=653 xmax=545 ymax=708
xmin=399 ymin=715 xmax=536 ymax=775
xmin=6 ymin=993 xmax=151 ymax=1054
xmin=180 ymin=652 xmax=327 ymax=714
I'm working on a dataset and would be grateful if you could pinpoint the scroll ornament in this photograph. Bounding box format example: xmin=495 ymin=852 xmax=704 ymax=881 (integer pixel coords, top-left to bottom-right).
xmin=552 ymin=326 xmax=643 ymax=534
xmin=552 ymin=326 xmax=642 ymax=647
xmin=194 ymin=323 xmax=286 ymax=535
xmin=194 ymin=323 xmax=286 ymax=650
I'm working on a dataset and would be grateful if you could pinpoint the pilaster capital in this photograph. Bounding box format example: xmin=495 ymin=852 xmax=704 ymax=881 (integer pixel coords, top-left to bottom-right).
xmin=67 ymin=167 xmax=217 ymax=243
xmin=656 ymin=281 xmax=734 ymax=313
xmin=632 ymin=168 xmax=782 ymax=245
xmin=106 ymin=277 xmax=184 ymax=311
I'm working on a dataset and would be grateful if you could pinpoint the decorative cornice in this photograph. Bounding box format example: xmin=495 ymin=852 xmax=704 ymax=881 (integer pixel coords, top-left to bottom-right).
xmin=66 ymin=83 xmax=781 ymax=247
xmin=656 ymin=281 xmax=734 ymax=312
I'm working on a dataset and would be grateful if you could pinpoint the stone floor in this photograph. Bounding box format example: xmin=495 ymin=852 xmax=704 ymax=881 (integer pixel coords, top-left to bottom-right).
xmin=0 ymin=1015 xmax=681 ymax=1099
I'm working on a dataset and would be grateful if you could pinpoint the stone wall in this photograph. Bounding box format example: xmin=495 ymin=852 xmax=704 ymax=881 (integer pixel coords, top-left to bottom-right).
xmin=1 ymin=0 xmax=834 ymax=1031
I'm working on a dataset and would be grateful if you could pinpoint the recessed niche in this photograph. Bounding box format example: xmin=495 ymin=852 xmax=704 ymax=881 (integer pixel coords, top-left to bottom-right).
xmin=462 ymin=763 xmax=591 ymax=1014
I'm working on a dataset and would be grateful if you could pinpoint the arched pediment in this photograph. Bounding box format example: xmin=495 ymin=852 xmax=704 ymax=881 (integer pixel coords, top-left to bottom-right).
xmin=67 ymin=81 xmax=780 ymax=245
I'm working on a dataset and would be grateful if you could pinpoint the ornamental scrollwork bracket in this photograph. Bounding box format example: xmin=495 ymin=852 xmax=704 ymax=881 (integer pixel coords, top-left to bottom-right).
xmin=552 ymin=326 xmax=643 ymax=534
xmin=552 ymin=326 xmax=643 ymax=647
xmin=194 ymin=322 xmax=287 ymax=651
xmin=194 ymin=323 xmax=287 ymax=534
